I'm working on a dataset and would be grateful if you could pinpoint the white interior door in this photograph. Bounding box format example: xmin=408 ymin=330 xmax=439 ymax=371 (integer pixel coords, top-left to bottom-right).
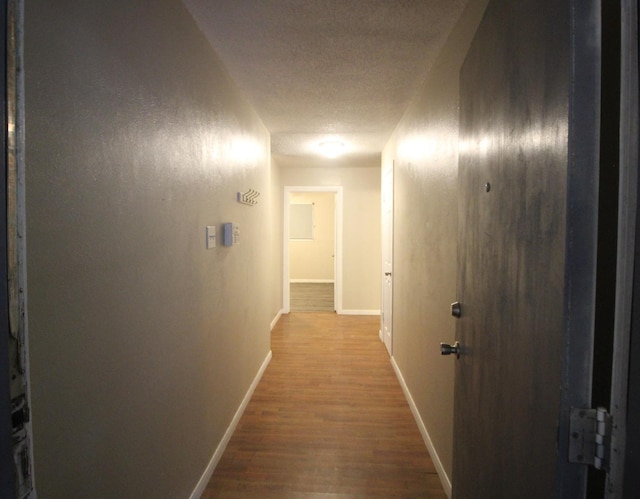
xmin=381 ymin=162 xmax=393 ymax=355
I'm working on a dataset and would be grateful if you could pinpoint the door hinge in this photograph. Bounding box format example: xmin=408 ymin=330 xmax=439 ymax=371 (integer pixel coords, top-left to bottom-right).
xmin=568 ymin=407 xmax=612 ymax=471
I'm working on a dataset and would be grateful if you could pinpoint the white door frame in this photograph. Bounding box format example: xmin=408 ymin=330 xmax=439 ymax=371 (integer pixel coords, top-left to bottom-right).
xmin=283 ymin=186 xmax=343 ymax=314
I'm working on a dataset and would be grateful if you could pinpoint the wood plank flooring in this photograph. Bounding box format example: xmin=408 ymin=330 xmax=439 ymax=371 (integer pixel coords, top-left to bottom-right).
xmin=202 ymin=313 xmax=447 ymax=498
xmin=290 ymin=283 xmax=334 ymax=312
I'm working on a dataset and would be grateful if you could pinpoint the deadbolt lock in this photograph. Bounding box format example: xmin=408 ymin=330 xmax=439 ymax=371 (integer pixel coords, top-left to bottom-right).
xmin=441 ymin=341 xmax=461 ymax=359
xmin=451 ymin=301 xmax=462 ymax=318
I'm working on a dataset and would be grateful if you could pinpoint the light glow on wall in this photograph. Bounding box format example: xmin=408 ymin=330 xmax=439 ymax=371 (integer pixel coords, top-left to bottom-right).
xmin=203 ymin=133 xmax=263 ymax=167
xmin=229 ymin=136 xmax=261 ymax=164
xmin=398 ymin=135 xmax=441 ymax=162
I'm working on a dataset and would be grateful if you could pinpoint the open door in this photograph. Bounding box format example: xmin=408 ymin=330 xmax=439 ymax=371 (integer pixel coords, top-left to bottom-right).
xmin=450 ymin=0 xmax=639 ymax=497
xmin=452 ymin=2 xmax=569 ymax=495
xmin=449 ymin=1 xmax=601 ymax=497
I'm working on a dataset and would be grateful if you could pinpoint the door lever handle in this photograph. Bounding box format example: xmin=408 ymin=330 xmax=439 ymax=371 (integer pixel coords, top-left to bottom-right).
xmin=440 ymin=341 xmax=461 ymax=359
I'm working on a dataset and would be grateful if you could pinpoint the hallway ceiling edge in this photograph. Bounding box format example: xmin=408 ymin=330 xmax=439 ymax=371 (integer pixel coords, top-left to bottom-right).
xmin=182 ymin=0 xmax=469 ymax=165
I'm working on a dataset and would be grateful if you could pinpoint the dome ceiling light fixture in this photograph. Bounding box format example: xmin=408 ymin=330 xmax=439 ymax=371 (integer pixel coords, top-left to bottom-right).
xmin=319 ymin=140 xmax=345 ymax=158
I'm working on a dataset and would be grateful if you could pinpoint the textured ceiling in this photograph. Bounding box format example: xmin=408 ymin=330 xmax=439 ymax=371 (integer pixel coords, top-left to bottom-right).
xmin=182 ymin=0 xmax=469 ymax=165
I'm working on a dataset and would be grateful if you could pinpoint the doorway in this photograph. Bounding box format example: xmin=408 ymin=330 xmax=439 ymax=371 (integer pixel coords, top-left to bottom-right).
xmin=289 ymin=192 xmax=335 ymax=311
xmin=283 ymin=186 xmax=343 ymax=314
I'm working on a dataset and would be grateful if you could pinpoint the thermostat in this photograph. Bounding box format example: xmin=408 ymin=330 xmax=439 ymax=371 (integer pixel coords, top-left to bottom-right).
xmin=222 ymin=223 xmax=240 ymax=246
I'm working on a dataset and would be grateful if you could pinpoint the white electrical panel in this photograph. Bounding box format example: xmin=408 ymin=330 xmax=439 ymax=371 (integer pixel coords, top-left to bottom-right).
xmin=206 ymin=226 xmax=216 ymax=249
xmin=223 ymin=223 xmax=240 ymax=246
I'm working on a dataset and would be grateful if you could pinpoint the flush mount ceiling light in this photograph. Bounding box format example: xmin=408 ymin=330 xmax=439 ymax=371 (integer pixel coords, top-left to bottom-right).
xmin=319 ymin=140 xmax=345 ymax=158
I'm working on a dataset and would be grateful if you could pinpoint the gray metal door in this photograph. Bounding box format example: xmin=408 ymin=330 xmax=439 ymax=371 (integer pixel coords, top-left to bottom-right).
xmin=451 ymin=1 xmax=571 ymax=497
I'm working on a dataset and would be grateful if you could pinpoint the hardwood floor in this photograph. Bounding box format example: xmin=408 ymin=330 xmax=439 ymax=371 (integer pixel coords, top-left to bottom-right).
xmin=290 ymin=283 xmax=335 ymax=312
xmin=202 ymin=313 xmax=447 ymax=498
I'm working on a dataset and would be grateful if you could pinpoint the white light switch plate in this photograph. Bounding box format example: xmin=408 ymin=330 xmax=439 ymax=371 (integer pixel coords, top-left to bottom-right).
xmin=206 ymin=226 xmax=216 ymax=249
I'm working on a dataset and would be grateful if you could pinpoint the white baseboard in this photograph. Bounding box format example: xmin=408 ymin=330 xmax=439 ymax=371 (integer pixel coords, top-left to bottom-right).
xmin=289 ymin=279 xmax=335 ymax=283
xmin=390 ymin=357 xmax=452 ymax=498
xmin=340 ymin=309 xmax=380 ymax=316
xmin=190 ymin=350 xmax=272 ymax=499
xmin=270 ymin=309 xmax=283 ymax=331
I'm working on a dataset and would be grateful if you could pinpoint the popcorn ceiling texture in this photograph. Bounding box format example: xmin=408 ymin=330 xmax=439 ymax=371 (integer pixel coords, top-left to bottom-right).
xmin=182 ymin=0 xmax=469 ymax=162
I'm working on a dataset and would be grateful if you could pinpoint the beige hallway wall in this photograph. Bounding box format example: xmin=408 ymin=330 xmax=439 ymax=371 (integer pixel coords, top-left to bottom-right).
xmin=25 ymin=1 xmax=273 ymax=497
xmin=269 ymin=159 xmax=285 ymax=324
xmin=382 ymin=0 xmax=489 ymax=490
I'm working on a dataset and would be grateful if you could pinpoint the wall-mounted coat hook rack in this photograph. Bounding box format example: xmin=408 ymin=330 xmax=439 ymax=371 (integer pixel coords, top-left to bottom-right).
xmin=237 ymin=188 xmax=260 ymax=206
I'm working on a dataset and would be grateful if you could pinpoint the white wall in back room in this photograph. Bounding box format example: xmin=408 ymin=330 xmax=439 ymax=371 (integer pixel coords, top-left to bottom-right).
xmin=289 ymin=192 xmax=335 ymax=282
